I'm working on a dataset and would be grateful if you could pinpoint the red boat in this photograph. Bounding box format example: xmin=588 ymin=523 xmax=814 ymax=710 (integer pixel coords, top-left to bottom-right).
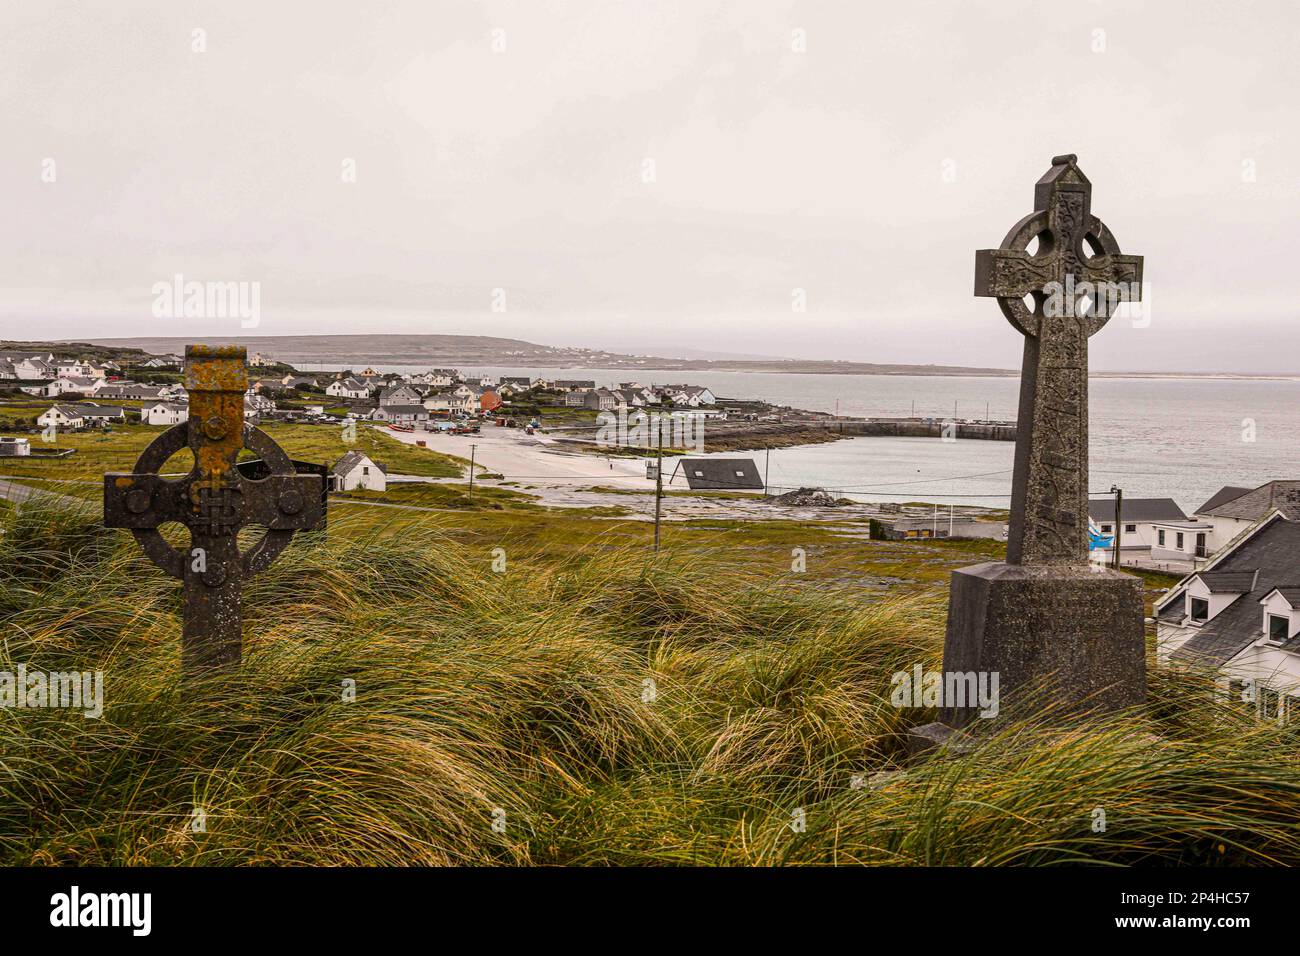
xmin=387 ymin=423 xmax=415 ymax=433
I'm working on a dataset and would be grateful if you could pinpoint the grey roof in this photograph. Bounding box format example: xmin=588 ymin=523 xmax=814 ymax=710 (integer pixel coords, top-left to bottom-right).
xmin=673 ymin=457 xmax=764 ymax=491
xmin=1200 ymin=480 xmax=1300 ymax=521
xmin=1261 ymin=587 xmax=1300 ymax=607
xmin=1196 ymin=569 xmax=1258 ymax=593
xmin=52 ymin=403 xmax=124 ymax=417
xmin=331 ymin=450 xmax=386 ymax=477
xmin=1195 ymin=485 xmax=1252 ymax=514
xmin=376 ymin=404 xmax=426 ymax=414
xmin=1087 ymin=497 xmax=1187 ymax=524
xmin=1172 ymin=516 xmax=1300 ymax=666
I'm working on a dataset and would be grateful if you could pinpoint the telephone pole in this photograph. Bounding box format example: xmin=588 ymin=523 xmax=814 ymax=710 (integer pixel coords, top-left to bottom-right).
xmin=764 ymin=446 xmax=771 ymax=498
xmin=653 ymin=418 xmax=664 ymax=552
xmin=468 ymin=444 xmax=477 ymax=498
xmin=1110 ymin=484 xmax=1123 ymax=569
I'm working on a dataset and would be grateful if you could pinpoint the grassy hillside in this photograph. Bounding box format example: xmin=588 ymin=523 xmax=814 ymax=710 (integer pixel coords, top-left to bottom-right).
xmin=0 ymin=499 xmax=1298 ymax=866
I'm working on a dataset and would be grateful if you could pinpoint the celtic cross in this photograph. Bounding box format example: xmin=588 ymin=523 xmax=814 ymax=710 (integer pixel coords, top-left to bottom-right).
xmin=104 ymin=345 xmax=325 ymax=674
xmin=974 ymin=155 xmax=1143 ymax=565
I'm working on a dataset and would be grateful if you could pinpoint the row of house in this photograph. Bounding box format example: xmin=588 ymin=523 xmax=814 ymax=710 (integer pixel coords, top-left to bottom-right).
xmin=0 ymin=352 xmax=122 ymax=382
xmin=1153 ymin=481 xmax=1300 ymax=719
xmin=1085 ymin=481 xmax=1300 ymax=572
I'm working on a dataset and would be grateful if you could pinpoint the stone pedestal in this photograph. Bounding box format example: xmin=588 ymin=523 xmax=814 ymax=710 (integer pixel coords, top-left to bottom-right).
xmin=939 ymin=561 xmax=1145 ymax=726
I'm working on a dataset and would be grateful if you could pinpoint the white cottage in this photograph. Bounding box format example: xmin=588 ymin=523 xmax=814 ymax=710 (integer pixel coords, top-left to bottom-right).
xmin=330 ymin=451 xmax=387 ymax=492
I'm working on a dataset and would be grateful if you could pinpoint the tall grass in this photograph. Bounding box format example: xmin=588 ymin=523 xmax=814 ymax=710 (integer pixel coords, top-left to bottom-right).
xmin=2 ymin=500 xmax=1299 ymax=865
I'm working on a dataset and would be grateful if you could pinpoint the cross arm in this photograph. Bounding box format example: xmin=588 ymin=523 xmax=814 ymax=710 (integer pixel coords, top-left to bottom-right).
xmin=103 ymin=473 xmax=192 ymax=529
xmin=1080 ymin=253 xmax=1143 ymax=294
xmin=974 ymin=248 xmax=1055 ymax=299
xmin=240 ymin=474 xmax=326 ymax=530
xmin=103 ymin=472 xmax=325 ymax=531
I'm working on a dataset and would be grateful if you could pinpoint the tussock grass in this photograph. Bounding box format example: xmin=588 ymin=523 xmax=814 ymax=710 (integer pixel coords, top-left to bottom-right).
xmin=2 ymin=500 xmax=1299 ymax=865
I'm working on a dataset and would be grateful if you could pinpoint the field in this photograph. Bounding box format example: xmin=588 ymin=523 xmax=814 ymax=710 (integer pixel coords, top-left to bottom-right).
xmin=0 ymin=421 xmax=468 ymax=502
xmin=4 ymin=449 xmax=1296 ymax=866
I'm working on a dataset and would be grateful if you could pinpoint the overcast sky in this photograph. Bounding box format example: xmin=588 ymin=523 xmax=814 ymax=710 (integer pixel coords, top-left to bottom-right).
xmin=2 ymin=0 xmax=1298 ymax=372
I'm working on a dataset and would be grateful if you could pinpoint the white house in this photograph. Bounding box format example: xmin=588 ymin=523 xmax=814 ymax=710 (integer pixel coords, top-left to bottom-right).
xmin=37 ymin=403 xmax=126 ymax=429
xmin=330 ymin=451 xmax=386 ymax=492
xmin=1085 ymin=497 xmax=1215 ymax=571
xmin=657 ymin=385 xmax=717 ymax=406
xmin=1157 ymin=511 xmax=1300 ymax=721
xmin=1193 ymin=481 xmax=1300 ymax=555
xmin=377 ymin=385 xmax=422 ymax=407
xmin=371 ymin=404 xmax=428 ymax=424
xmin=10 ymin=357 xmax=54 ymax=380
xmin=326 ymin=377 xmax=372 ymax=399
xmin=424 ymin=391 xmax=470 ymax=415
xmin=40 ymin=376 xmax=105 ymax=397
xmin=141 ymin=402 xmax=189 ymax=425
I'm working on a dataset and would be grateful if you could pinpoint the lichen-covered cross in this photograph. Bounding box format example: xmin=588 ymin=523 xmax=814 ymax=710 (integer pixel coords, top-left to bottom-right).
xmin=104 ymin=345 xmax=325 ymax=674
xmin=974 ymin=155 xmax=1143 ymax=566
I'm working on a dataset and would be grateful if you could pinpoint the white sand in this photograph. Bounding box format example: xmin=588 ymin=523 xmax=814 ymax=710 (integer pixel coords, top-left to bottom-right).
xmin=371 ymin=421 xmax=654 ymax=487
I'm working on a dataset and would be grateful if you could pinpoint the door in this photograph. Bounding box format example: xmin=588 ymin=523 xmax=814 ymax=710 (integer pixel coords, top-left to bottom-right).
xmin=1195 ymin=533 xmax=1207 ymax=558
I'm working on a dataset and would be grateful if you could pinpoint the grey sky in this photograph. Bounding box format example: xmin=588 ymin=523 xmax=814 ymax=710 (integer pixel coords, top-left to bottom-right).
xmin=3 ymin=0 xmax=1298 ymax=372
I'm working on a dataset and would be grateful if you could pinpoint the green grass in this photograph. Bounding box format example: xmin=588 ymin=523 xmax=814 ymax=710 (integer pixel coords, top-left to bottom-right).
xmin=0 ymin=422 xmax=466 ymax=501
xmin=0 ymin=498 xmax=1297 ymax=866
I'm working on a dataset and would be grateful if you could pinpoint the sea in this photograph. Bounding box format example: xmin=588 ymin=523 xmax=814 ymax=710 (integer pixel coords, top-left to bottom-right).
xmin=290 ymin=359 xmax=1300 ymax=511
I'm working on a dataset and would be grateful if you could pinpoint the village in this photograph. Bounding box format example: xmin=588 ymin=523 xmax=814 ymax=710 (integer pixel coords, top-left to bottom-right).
xmin=5 ymin=338 xmax=1300 ymax=725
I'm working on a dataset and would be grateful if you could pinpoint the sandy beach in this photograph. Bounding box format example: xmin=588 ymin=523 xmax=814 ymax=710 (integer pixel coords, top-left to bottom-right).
xmin=366 ymin=422 xmax=985 ymax=526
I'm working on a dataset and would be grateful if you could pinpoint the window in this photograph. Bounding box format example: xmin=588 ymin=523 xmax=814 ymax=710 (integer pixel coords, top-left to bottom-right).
xmin=734 ymin=470 xmax=745 ymax=478
xmin=1157 ymin=529 xmax=1166 ymax=547
xmin=1190 ymin=597 xmax=1209 ymax=622
xmin=1176 ymin=532 xmax=1184 ymax=549
xmin=1268 ymin=614 xmax=1289 ymax=644
xmin=1262 ymin=687 xmax=1282 ymax=721
xmin=1125 ymin=524 xmax=1137 ymax=534
xmin=1100 ymin=524 xmax=1112 ymax=533
xmin=362 ymin=466 xmax=370 ymax=476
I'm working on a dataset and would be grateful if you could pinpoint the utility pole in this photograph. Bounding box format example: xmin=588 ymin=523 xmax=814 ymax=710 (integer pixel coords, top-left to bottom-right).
xmin=468 ymin=444 xmax=477 ymax=498
xmin=949 ymin=503 xmax=954 ymax=537
xmin=932 ymin=503 xmax=938 ymax=538
xmin=1110 ymin=484 xmax=1123 ymax=569
xmin=654 ymin=417 xmax=663 ymax=552
xmin=764 ymin=446 xmax=771 ymax=498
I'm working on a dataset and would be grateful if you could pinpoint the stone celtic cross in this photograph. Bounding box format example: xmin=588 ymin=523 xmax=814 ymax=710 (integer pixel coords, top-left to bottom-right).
xmin=104 ymin=345 xmax=325 ymax=674
xmin=974 ymin=154 xmax=1143 ymax=566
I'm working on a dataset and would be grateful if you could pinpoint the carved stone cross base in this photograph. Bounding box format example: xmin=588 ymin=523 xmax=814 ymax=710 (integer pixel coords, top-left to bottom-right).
xmin=939 ymin=563 xmax=1145 ymax=728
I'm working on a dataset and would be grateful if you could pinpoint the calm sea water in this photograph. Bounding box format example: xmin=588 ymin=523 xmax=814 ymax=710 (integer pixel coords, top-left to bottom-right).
xmin=294 ymin=358 xmax=1300 ymax=511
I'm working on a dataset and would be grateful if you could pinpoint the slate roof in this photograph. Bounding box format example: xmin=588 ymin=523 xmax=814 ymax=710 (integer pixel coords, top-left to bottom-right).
xmin=1200 ymin=480 xmax=1300 ymax=521
xmin=1171 ymin=516 xmax=1300 ymax=666
xmin=1196 ymin=569 xmax=1259 ymax=593
xmin=1087 ymin=497 xmax=1187 ymax=524
xmin=673 ymin=457 xmax=764 ymax=490
xmin=331 ymin=450 xmax=386 ymax=477
xmin=1195 ymin=485 xmax=1252 ymax=514
xmin=1261 ymin=587 xmax=1300 ymax=608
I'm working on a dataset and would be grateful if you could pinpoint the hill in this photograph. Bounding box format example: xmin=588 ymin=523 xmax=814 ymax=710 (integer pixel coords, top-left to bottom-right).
xmin=2 ymin=497 xmax=1297 ymax=865
xmin=83 ymin=333 xmax=1018 ymax=376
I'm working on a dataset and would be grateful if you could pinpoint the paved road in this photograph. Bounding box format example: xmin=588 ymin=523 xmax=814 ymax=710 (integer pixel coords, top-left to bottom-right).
xmin=0 ymin=477 xmax=91 ymax=510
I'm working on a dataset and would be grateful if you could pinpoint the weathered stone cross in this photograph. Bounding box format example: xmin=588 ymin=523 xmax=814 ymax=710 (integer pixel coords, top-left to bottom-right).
xmin=104 ymin=345 xmax=325 ymax=674
xmin=974 ymin=154 xmax=1143 ymax=565
xmin=923 ymin=155 xmax=1147 ymax=736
